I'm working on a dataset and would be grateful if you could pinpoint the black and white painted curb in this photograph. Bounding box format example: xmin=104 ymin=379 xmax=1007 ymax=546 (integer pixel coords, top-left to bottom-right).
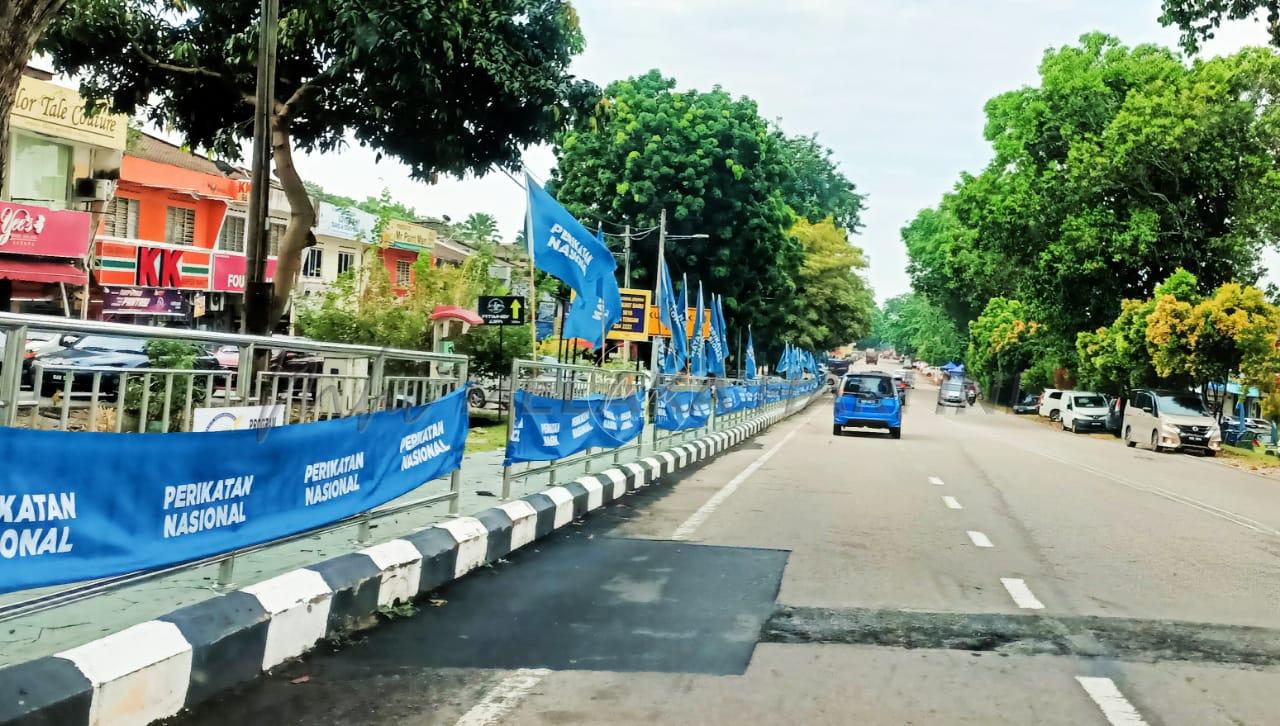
xmin=0 ymin=400 xmax=815 ymax=726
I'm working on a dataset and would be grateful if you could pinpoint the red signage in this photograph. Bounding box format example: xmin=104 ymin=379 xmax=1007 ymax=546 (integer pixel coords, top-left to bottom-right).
xmin=0 ymin=201 xmax=91 ymax=259
xmin=211 ymin=253 xmax=277 ymax=293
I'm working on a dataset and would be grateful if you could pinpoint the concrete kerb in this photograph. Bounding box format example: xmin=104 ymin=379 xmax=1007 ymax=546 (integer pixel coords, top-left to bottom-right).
xmin=0 ymin=394 xmax=822 ymax=726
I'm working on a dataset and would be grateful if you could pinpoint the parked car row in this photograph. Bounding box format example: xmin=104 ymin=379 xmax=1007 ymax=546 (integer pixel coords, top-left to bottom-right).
xmin=1023 ymin=386 xmax=1223 ymax=456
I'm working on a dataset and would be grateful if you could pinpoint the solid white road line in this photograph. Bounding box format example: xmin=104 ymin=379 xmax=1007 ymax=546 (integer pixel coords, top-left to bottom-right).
xmin=671 ymin=408 xmax=819 ymax=541
xmin=454 ymin=668 xmax=553 ymax=726
xmin=1075 ymin=676 xmax=1148 ymax=725
xmin=967 ymin=531 xmax=993 ymax=548
xmin=942 ymin=496 xmax=962 ymax=510
xmin=928 ymin=476 xmax=945 ymax=486
xmin=1000 ymin=577 xmax=1045 ymax=609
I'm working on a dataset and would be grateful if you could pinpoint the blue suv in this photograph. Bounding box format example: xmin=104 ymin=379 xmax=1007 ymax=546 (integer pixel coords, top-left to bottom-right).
xmin=833 ymin=372 xmax=903 ymax=439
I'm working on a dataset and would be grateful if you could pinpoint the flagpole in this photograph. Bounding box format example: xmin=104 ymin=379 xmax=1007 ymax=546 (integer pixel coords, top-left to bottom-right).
xmin=523 ymin=172 xmax=538 ymax=356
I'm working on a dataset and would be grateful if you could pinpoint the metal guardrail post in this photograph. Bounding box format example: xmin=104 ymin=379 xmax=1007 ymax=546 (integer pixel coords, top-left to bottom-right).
xmin=501 ymin=356 xmax=519 ymax=499
xmin=216 ymin=555 xmax=236 ymax=589
xmin=0 ymin=324 xmax=26 ymax=427
xmin=449 ymin=355 xmax=468 ymax=514
xmin=356 ymin=512 xmax=373 ymax=545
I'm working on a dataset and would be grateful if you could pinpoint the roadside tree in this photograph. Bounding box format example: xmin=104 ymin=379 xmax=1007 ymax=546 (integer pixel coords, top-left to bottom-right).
xmin=42 ymin=0 xmax=593 ymax=332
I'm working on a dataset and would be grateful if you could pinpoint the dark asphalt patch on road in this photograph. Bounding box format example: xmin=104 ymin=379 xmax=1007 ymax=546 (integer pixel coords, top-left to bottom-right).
xmin=763 ymin=605 xmax=1280 ymax=666
xmin=343 ymin=536 xmax=788 ymax=675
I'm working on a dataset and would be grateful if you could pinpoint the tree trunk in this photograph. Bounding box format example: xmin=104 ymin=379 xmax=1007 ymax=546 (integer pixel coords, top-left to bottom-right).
xmin=0 ymin=0 xmax=67 ymax=198
xmin=267 ymin=115 xmax=316 ymax=324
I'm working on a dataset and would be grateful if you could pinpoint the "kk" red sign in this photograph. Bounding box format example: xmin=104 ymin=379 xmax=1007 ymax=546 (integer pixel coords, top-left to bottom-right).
xmin=137 ymin=247 xmax=183 ymax=288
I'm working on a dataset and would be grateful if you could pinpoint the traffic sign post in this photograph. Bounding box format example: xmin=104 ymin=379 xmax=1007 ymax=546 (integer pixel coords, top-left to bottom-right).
xmin=478 ymin=295 xmax=527 ymax=325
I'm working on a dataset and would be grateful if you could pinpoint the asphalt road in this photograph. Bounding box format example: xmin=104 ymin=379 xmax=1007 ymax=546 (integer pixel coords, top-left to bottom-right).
xmin=175 ymin=369 xmax=1280 ymax=725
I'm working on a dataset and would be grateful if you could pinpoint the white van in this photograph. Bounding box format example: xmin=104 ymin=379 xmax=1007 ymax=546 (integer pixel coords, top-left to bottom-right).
xmin=1038 ymin=389 xmax=1065 ymax=420
xmin=1060 ymin=391 xmax=1109 ymax=433
xmin=1122 ymin=389 xmax=1221 ymax=455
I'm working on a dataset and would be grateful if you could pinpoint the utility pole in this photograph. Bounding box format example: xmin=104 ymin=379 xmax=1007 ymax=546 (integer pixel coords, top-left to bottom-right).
xmin=242 ymin=0 xmax=279 ymax=335
xmin=623 ymin=224 xmax=632 ymax=287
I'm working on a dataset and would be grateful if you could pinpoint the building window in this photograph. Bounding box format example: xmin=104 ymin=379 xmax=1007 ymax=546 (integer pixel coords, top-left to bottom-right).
xmin=337 ymin=249 xmax=355 ymax=276
xmin=102 ymin=196 xmax=140 ymax=238
xmin=218 ymin=214 xmax=246 ymax=252
xmin=395 ymin=259 xmax=411 ymax=287
xmin=9 ymin=133 xmax=71 ymax=209
xmin=268 ymin=222 xmax=286 ymax=257
xmin=164 ymin=206 xmax=196 ymax=245
xmin=302 ymin=247 xmax=323 ymax=278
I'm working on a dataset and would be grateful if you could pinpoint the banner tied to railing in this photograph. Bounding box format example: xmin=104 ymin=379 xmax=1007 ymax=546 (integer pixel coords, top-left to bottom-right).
xmin=504 ymin=389 xmax=646 ymax=466
xmin=656 ymin=386 xmax=714 ymax=431
xmin=0 ymin=388 xmax=469 ymax=594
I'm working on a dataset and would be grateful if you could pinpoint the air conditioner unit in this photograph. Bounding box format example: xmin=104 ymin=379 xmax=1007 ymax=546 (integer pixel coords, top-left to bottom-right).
xmin=73 ymin=178 xmax=113 ymax=202
xmin=207 ymin=293 xmax=225 ymax=312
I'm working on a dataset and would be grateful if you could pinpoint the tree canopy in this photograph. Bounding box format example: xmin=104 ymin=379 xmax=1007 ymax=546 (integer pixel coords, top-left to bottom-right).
xmin=904 ymin=33 xmax=1280 ymax=377
xmin=1160 ymin=1 xmax=1280 ymax=50
xmin=782 ymin=218 xmax=873 ymax=351
xmin=43 ymin=0 xmax=593 ymax=329
xmin=549 ymin=69 xmax=869 ymax=350
xmin=874 ymin=293 xmax=965 ymax=364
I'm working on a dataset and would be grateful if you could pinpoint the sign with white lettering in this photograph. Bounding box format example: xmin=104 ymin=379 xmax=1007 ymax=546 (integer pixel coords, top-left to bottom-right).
xmin=0 ymin=388 xmax=467 ymax=593
xmin=478 ymin=295 xmax=526 ymax=325
xmin=0 ymin=201 xmax=91 ymax=258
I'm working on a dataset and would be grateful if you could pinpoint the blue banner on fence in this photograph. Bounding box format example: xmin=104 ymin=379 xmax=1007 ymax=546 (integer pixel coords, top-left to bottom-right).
xmin=716 ymin=384 xmax=743 ymax=414
xmin=504 ymin=390 xmax=645 ymax=466
xmin=0 ymin=389 xmax=469 ymax=594
xmin=746 ymin=383 xmax=763 ymax=409
xmin=656 ymin=387 xmax=713 ymax=431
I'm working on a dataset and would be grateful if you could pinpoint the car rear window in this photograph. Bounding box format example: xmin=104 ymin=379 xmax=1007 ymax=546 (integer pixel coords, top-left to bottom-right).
xmin=1074 ymin=395 xmax=1105 ymax=408
xmin=843 ymin=375 xmax=894 ymax=397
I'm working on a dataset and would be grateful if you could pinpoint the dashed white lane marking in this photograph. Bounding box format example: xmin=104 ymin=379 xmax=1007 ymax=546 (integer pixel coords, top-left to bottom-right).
xmin=967 ymin=531 xmax=993 ymax=548
xmin=454 ymin=668 xmax=552 ymax=726
xmin=1000 ymin=577 xmax=1045 ymax=609
xmin=1075 ymin=676 xmax=1148 ymax=725
xmin=671 ymin=408 xmax=819 ymax=541
xmin=928 ymin=476 xmax=944 ymax=486
xmin=942 ymin=496 xmax=962 ymax=510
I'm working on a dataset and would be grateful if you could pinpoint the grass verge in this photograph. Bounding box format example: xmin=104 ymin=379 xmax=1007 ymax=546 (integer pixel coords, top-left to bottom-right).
xmin=465 ymin=409 xmax=508 ymax=454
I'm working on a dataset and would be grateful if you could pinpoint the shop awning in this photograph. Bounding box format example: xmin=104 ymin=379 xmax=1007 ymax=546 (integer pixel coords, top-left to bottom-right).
xmin=0 ymin=258 xmax=87 ymax=285
xmin=389 ymin=241 xmax=425 ymax=252
xmin=429 ymin=304 xmax=483 ymax=326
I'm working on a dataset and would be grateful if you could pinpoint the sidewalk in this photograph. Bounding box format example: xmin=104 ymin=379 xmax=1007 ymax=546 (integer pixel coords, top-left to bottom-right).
xmin=0 ymin=419 xmax=720 ymax=667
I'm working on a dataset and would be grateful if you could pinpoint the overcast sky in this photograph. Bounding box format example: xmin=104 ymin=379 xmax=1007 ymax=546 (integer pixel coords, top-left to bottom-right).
xmin=292 ymin=0 xmax=1278 ymax=300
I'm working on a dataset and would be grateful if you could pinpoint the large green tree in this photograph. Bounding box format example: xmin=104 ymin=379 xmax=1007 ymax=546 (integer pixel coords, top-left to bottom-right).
xmin=876 ymin=293 xmax=966 ymax=365
xmin=966 ymin=298 xmax=1044 ymax=385
xmin=1161 ymin=1 xmax=1280 ymax=50
xmin=550 ymin=70 xmax=861 ymax=346
xmin=904 ymin=33 xmax=1280 ymax=366
xmin=782 ymin=218 xmax=873 ymax=350
xmin=43 ymin=0 xmax=593 ymax=331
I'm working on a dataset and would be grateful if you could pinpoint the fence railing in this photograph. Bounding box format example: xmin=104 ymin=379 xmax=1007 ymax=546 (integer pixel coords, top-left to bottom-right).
xmin=500 ymin=359 xmax=647 ymax=496
xmin=0 ymin=311 xmax=468 ymax=616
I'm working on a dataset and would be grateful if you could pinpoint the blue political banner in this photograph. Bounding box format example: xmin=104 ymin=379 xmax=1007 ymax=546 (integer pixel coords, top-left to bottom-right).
xmin=656 ymin=386 xmax=713 ymax=431
xmin=504 ymin=390 xmax=645 ymax=465
xmin=745 ymin=327 xmax=757 ymax=380
xmin=657 ymin=255 xmax=686 ymax=374
xmin=525 ymin=173 xmax=616 ymax=301
xmin=745 ymin=383 xmax=763 ymax=408
xmin=690 ymin=282 xmax=707 ymax=377
xmin=563 ymin=271 xmax=623 ymax=349
xmin=707 ymin=294 xmax=726 ymax=377
xmin=0 ymin=389 xmax=469 ymax=594
xmin=716 ymin=384 xmax=743 ymax=413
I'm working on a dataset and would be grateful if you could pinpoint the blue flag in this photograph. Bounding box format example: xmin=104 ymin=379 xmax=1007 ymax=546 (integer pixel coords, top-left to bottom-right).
xmin=690 ymin=281 xmax=707 ymax=376
xmin=707 ymin=294 xmax=726 ymax=377
xmin=562 ymin=228 xmax=623 ymax=349
xmin=657 ymin=253 xmax=686 ymax=373
xmin=525 ymin=173 xmax=616 ymax=300
xmin=776 ymin=343 xmax=790 ymax=375
xmin=745 ymin=326 xmax=757 ymax=380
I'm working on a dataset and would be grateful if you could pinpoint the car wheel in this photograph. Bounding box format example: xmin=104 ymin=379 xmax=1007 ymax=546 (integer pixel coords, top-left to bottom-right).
xmin=890 ymin=427 xmax=901 ymax=439
xmin=1049 ymin=409 xmax=1060 ymax=422
xmin=1204 ymin=449 xmax=1218 ymax=458
xmin=467 ymin=388 xmax=486 ymax=409
xmin=1125 ymin=426 xmax=1136 ymax=447
xmin=833 ymin=424 xmax=844 ymax=436
xmin=1150 ymin=430 xmax=1160 ymax=452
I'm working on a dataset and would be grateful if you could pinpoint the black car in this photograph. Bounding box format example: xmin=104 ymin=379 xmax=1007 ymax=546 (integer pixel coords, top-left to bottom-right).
xmin=35 ymin=335 xmax=219 ymax=398
xmin=1106 ymin=396 xmax=1124 ymax=436
xmin=1012 ymin=392 xmax=1039 ymax=414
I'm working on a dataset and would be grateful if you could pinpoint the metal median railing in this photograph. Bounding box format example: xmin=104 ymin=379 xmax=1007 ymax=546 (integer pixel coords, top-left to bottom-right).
xmin=500 ymin=359 xmax=647 ymax=497
xmin=0 ymin=311 xmax=468 ymax=618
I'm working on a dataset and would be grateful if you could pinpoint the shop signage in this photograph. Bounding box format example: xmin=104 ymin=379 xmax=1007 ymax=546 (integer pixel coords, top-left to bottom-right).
xmin=608 ymin=288 xmax=651 ymax=342
xmin=314 ymin=202 xmax=376 ymax=241
xmin=478 ymin=295 xmax=526 ymax=325
xmin=382 ymin=219 xmax=436 ymax=250
xmin=102 ymin=286 xmax=188 ymax=316
xmin=211 ymin=253 xmax=278 ymax=293
xmin=0 ymin=201 xmax=91 ymax=258
xmin=645 ymin=305 xmax=711 ymax=338
xmin=12 ymin=76 xmax=128 ymax=150
xmin=95 ymin=240 xmax=211 ymax=290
